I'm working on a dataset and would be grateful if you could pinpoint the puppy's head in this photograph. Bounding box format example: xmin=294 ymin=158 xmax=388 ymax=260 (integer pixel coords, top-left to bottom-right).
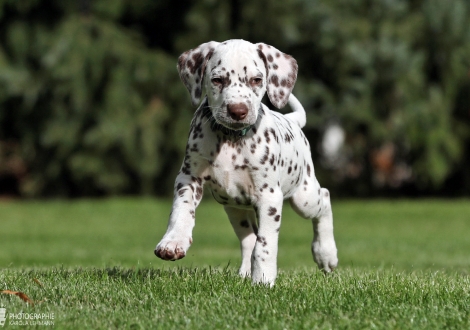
xmin=177 ymin=39 xmax=298 ymax=131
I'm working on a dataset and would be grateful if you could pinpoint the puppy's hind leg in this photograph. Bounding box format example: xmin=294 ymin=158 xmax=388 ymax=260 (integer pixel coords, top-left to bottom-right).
xmin=224 ymin=206 xmax=258 ymax=277
xmin=289 ymin=176 xmax=338 ymax=273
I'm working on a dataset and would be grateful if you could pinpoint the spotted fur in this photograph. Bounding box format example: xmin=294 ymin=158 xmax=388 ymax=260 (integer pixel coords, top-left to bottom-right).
xmin=155 ymin=39 xmax=338 ymax=286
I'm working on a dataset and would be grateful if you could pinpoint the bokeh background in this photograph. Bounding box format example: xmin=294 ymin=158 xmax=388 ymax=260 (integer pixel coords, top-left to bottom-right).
xmin=1 ymin=0 xmax=469 ymax=199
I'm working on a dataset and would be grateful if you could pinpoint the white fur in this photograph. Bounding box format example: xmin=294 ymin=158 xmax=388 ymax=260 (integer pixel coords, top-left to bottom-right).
xmin=155 ymin=40 xmax=338 ymax=286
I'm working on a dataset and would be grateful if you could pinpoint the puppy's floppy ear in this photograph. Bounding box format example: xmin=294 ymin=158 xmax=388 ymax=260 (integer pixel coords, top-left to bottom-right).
xmin=255 ymin=43 xmax=298 ymax=109
xmin=177 ymin=41 xmax=220 ymax=106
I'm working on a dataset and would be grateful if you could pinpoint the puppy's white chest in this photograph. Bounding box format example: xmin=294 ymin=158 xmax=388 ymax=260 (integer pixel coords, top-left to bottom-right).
xmin=206 ymin=144 xmax=257 ymax=206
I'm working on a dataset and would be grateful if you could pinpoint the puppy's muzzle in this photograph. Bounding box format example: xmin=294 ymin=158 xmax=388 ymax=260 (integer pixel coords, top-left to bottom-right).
xmin=227 ymin=103 xmax=248 ymax=121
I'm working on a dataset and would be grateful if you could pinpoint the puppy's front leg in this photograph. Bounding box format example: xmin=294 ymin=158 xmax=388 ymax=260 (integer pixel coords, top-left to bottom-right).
xmin=154 ymin=173 xmax=203 ymax=261
xmin=251 ymin=190 xmax=283 ymax=286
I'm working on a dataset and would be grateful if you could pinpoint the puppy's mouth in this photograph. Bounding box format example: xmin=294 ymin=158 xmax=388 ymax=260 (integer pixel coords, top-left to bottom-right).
xmin=216 ymin=120 xmax=251 ymax=130
xmin=212 ymin=102 xmax=257 ymax=131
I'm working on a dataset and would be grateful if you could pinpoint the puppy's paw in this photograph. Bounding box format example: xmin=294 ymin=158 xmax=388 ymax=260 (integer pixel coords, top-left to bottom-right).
xmin=312 ymin=239 xmax=338 ymax=273
xmin=238 ymin=265 xmax=251 ymax=278
xmin=251 ymin=274 xmax=276 ymax=287
xmin=154 ymin=237 xmax=193 ymax=261
xmin=251 ymin=256 xmax=277 ymax=287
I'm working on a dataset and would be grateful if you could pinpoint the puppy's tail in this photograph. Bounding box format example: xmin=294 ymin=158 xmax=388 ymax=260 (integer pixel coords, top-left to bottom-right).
xmin=285 ymin=94 xmax=306 ymax=128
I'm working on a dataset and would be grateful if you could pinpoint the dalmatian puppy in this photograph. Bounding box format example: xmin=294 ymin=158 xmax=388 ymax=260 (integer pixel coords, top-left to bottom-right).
xmin=154 ymin=39 xmax=338 ymax=286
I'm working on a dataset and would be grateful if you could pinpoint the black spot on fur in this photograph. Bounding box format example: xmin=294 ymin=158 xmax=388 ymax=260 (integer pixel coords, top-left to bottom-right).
xmin=181 ymin=162 xmax=191 ymax=175
xmin=269 ymin=128 xmax=278 ymax=143
xmin=250 ymin=144 xmax=257 ymax=154
xmin=234 ymin=165 xmax=248 ymax=170
xmin=190 ymin=143 xmax=199 ymax=152
xmin=269 ymin=154 xmax=275 ymax=166
xmin=268 ymin=207 xmax=277 ymax=216
xmin=264 ymin=129 xmax=271 ymax=143
xmin=195 ymin=186 xmax=203 ymax=200
xmin=257 ymin=236 xmax=267 ymax=247
xmin=260 ymin=146 xmax=269 ymax=164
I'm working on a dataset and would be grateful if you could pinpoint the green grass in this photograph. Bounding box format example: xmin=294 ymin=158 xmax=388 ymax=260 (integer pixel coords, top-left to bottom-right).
xmin=1 ymin=198 xmax=469 ymax=329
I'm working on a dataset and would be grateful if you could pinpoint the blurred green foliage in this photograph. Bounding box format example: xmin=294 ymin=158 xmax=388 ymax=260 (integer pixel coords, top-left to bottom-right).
xmin=0 ymin=0 xmax=469 ymax=197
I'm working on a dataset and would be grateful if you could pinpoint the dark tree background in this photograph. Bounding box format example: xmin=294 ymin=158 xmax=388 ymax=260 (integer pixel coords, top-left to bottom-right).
xmin=0 ymin=0 xmax=469 ymax=198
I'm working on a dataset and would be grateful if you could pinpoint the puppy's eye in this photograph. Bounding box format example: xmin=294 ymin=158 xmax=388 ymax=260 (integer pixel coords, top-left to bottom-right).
xmin=211 ymin=78 xmax=223 ymax=85
xmin=250 ymin=77 xmax=262 ymax=86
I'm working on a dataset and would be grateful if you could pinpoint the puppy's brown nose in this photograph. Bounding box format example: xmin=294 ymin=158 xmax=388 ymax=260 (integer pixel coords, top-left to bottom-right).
xmin=227 ymin=103 xmax=248 ymax=121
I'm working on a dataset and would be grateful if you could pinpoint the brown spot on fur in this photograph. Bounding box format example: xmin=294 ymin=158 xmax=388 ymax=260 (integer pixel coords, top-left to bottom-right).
xmin=268 ymin=207 xmax=277 ymax=216
xmin=195 ymin=186 xmax=203 ymax=200
xmin=190 ymin=52 xmax=204 ymax=74
xmin=270 ymin=74 xmax=279 ymax=87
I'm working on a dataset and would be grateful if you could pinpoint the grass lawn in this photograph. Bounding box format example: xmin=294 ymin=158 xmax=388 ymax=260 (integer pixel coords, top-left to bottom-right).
xmin=0 ymin=198 xmax=469 ymax=329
